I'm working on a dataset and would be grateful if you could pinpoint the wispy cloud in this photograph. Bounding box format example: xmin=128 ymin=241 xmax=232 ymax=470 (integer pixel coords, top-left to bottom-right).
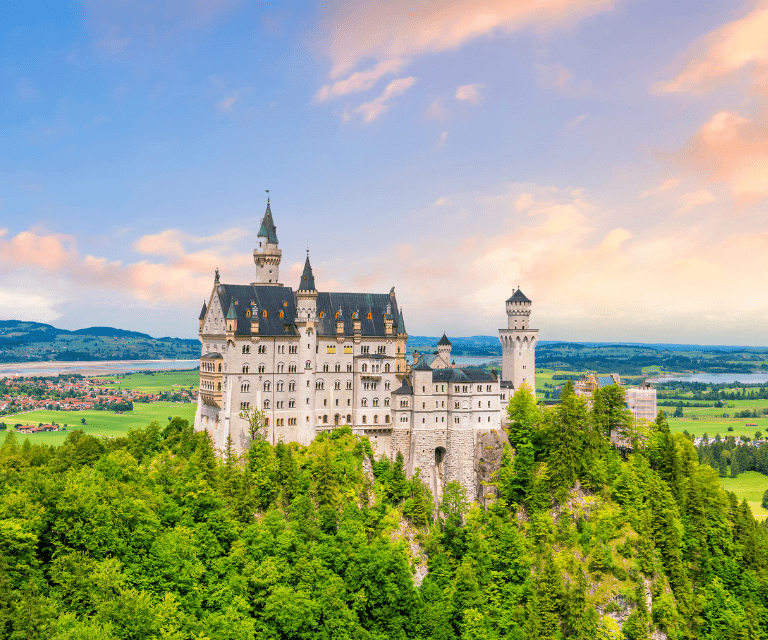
xmin=425 ymin=97 xmax=449 ymax=120
xmin=350 ymin=76 xmax=417 ymax=123
xmin=455 ymin=83 xmax=485 ymax=104
xmin=314 ymin=59 xmax=406 ymax=102
xmin=676 ymin=189 xmax=716 ymax=214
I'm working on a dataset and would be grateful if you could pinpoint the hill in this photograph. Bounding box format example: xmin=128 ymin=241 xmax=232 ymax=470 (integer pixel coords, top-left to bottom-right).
xmin=0 ymin=319 xmax=198 ymax=363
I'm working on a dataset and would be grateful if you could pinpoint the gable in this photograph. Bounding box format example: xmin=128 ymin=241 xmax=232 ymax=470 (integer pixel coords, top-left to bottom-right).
xmin=203 ymin=289 xmax=226 ymax=335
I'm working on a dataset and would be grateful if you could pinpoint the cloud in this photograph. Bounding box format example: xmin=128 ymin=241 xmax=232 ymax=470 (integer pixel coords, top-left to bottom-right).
xmin=434 ymin=197 xmax=452 ymax=206
xmin=352 ymin=76 xmax=417 ymax=123
xmin=437 ymin=131 xmax=449 ymax=148
xmin=567 ymin=113 xmax=589 ymax=128
xmin=674 ymin=110 xmax=768 ymax=202
xmin=656 ymin=0 xmax=768 ymax=95
xmin=217 ymin=96 xmax=237 ymax=112
xmin=639 ymin=177 xmax=681 ymax=197
xmin=534 ymin=62 xmax=591 ymax=95
xmin=317 ymin=0 xmax=616 ymax=80
xmin=426 ymin=98 xmax=449 ymax=120
xmin=676 ymin=189 xmax=716 ymax=214
xmin=314 ymin=59 xmax=406 ymax=102
xmin=455 ymin=83 xmax=485 ymax=104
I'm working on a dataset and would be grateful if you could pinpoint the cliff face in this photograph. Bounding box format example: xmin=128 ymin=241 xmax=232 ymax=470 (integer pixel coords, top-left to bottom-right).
xmin=473 ymin=429 xmax=509 ymax=507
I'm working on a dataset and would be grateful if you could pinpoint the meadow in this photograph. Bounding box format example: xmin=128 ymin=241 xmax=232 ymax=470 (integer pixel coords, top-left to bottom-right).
xmin=719 ymin=471 xmax=768 ymax=519
xmin=0 ymin=401 xmax=197 ymax=446
xmin=94 ymin=369 xmax=199 ymax=393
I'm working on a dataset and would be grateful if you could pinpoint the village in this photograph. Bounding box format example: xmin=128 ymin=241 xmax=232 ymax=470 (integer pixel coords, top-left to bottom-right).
xmin=0 ymin=374 xmax=197 ymax=418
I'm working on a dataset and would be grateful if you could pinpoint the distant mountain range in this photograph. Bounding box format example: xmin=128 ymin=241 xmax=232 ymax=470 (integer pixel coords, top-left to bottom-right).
xmin=0 ymin=320 xmax=199 ymax=363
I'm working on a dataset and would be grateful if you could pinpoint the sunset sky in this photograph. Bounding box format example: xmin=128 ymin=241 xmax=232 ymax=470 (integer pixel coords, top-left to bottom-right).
xmin=2 ymin=1 xmax=767 ymax=344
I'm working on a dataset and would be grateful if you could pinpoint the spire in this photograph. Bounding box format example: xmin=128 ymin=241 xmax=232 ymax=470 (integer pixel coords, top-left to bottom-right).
xmin=438 ymin=333 xmax=451 ymax=346
xmin=506 ymin=288 xmax=531 ymax=303
xmin=299 ymin=253 xmax=316 ymax=291
xmin=199 ymin=301 xmax=207 ymax=320
xmin=226 ymin=303 xmax=238 ymax=320
xmin=397 ymin=310 xmax=406 ymax=334
xmin=257 ymin=200 xmax=278 ymax=244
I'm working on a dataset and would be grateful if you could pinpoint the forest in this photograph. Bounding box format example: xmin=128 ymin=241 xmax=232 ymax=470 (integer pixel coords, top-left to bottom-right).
xmin=0 ymin=382 xmax=766 ymax=639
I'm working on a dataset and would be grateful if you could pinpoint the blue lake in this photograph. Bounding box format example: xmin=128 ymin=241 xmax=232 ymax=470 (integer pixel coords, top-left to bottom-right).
xmin=0 ymin=359 xmax=199 ymax=377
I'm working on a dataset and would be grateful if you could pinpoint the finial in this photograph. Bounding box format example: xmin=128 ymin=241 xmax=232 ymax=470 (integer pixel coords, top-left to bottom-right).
xmin=265 ymin=189 xmax=269 ymax=205
xmin=306 ymin=247 xmax=309 ymax=257
xmin=215 ymin=267 xmax=220 ymax=283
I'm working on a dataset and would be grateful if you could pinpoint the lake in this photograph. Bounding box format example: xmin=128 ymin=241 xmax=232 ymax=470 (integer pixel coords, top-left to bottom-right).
xmin=0 ymin=359 xmax=199 ymax=377
xmin=647 ymin=373 xmax=768 ymax=385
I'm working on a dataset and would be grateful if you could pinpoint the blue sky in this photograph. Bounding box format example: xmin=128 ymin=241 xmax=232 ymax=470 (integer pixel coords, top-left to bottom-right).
xmin=1 ymin=0 xmax=767 ymax=343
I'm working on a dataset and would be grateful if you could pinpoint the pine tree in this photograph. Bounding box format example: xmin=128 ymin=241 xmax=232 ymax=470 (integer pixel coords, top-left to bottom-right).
xmin=314 ymin=442 xmax=338 ymax=508
xmin=730 ymin=456 xmax=739 ymax=478
xmin=548 ymin=383 xmax=586 ymax=501
xmin=506 ymin=382 xmax=540 ymax=448
xmin=387 ymin=452 xmax=409 ymax=505
xmin=718 ymin=455 xmax=727 ymax=478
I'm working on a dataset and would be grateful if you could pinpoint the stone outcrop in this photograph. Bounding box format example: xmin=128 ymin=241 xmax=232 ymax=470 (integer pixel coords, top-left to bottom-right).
xmin=473 ymin=429 xmax=509 ymax=507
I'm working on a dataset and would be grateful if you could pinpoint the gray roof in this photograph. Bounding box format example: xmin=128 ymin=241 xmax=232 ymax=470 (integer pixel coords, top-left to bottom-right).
xmin=214 ymin=284 xmax=402 ymax=338
xmin=438 ymin=333 xmax=451 ymax=346
xmin=412 ymin=357 xmax=433 ymax=371
xmin=201 ymin=352 xmax=223 ymax=360
xmin=432 ymin=367 xmax=496 ymax=383
xmin=597 ymin=376 xmax=616 ymax=388
xmin=299 ymin=256 xmax=316 ymax=291
xmin=506 ymin=288 xmax=531 ymax=303
xmin=397 ymin=310 xmax=406 ymax=334
xmin=226 ymin=303 xmax=238 ymax=320
xmin=392 ymin=380 xmax=413 ymax=395
xmin=199 ymin=301 xmax=207 ymax=320
xmin=257 ymin=202 xmax=278 ymax=244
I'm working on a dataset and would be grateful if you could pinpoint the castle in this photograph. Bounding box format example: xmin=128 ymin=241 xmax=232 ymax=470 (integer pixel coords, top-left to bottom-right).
xmin=193 ymin=201 xmax=538 ymax=497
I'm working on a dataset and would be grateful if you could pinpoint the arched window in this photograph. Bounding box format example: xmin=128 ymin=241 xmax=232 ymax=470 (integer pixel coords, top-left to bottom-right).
xmin=334 ymin=414 xmax=340 ymax=425
xmin=305 ymin=360 xmax=311 ymax=369
xmin=373 ymin=398 xmax=379 ymax=407
xmin=242 ymin=365 xmax=249 ymax=373
xmin=373 ymin=415 xmax=378 ymax=423
xmin=323 ymin=363 xmax=329 ymax=372
xmin=323 ymin=415 xmax=328 ymax=424
xmin=258 ymin=365 xmax=265 ymax=373
xmin=347 ymin=364 xmax=352 ymax=372
xmin=264 ymin=381 xmax=271 ymax=392
xmin=384 ymin=363 xmax=390 ymax=372
xmin=246 ymin=309 xmax=251 ymax=318
xmin=319 ymin=311 xmax=325 ymax=319
xmin=289 ymin=381 xmax=296 ymax=391
xmin=361 ymin=398 xmax=368 ymax=407
xmin=241 ymin=382 xmax=250 ymax=392
xmin=366 ymin=312 xmax=372 ymax=319
xmin=362 ymin=415 xmax=367 ymax=424
xmin=279 ymin=310 xmax=284 ymax=318
xmin=362 ymin=364 xmax=368 ymax=373
xmin=262 ymin=309 xmax=267 ymax=317
xmin=264 ymin=399 xmax=270 ymax=409
xmin=385 ymin=415 xmax=390 ymax=423
xmin=277 ymin=381 xmax=284 ymax=391
xmin=346 ymin=414 xmax=352 ymax=424
xmin=217 ymin=382 xmax=221 ymax=391
xmin=384 ymin=397 xmax=390 ymax=406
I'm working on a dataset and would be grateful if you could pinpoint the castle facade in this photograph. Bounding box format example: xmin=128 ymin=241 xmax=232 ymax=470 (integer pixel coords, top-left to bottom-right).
xmin=193 ymin=201 xmax=538 ymax=497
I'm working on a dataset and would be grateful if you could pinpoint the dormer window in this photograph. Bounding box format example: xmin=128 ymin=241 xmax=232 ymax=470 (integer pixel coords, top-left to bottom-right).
xmin=319 ymin=311 xmax=325 ymax=319
xmin=262 ymin=310 xmax=267 ymax=317
xmin=367 ymin=312 xmax=372 ymax=320
xmin=246 ymin=310 xmax=251 ymax=318
xmin=279 ymin=310 xmax=284 ymax=318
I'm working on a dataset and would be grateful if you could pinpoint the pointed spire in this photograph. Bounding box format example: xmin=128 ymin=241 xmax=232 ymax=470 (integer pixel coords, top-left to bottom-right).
xmin=226 ymin=302 xmax=238 ymax=320
xmin=214 ymin=268 xmax=220 ymax=284
xmin=299 ymin=253 xmax=316 ymax=291
xmin=438 ymin=333 xmax=451 ymax=346
xmin=257 ymin=200 xmax=278 ymax=244
xmin=199 ymin=301 xmax=207 ymax=320
xmin=397 ymin=310 xmax=406 ymax=334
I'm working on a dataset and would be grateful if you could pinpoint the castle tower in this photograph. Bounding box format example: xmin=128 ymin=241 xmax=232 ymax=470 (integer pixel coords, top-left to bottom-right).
xmin=296 ymin=253 xmax=318 ymax=444
xmin=437 ymin=333 xmax=452 ymax=368
xmin=252 ymin=199 xmax=282 ymax=286
xmin=499 ymin=288 xmax=538 ymax=395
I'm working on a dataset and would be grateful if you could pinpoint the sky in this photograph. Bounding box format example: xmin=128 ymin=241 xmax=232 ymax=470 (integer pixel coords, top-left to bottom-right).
xmin=1 ymin=0 xmax=767 ymax=344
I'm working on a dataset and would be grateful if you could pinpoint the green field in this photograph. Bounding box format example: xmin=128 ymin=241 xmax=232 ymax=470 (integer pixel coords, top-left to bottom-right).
xmin=0 ymin=401 xmax=197 ymax=446
xmin=719 ymin=471 xmax=768 ymax=520
xmin=94 ymin=369 xmax=199 ymax=392
xmin=666 ymin=399 xmax=768 ymax=440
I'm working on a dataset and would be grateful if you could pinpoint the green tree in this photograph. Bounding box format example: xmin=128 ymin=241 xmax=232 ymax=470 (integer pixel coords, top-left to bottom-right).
xmin=238 ymin=405 xmax=268 ymax=450
xmin=506 ymin=382 xmax=540 ymax=448
xmin=548 ymin=382 xmax=586 ymax=501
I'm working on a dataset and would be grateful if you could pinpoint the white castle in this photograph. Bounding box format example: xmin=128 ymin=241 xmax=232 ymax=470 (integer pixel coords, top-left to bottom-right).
xmin=194 ymin=201 xmax=538 ymax=497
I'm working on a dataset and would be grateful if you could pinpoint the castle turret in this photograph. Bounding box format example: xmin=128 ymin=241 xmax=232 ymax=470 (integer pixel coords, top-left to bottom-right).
xmin=296 ymin=253 xmax=318 ymax=442
xmin=252 ymin=199 xmax=282 ymax=286
xmin=198 ymin=301 xmax=207 ymax=332
xmin=499 ymin=288 xmax=538 ymax=395
xmin=437 ymin=333 xmax=452 ymax=368
xmin=226 ymin=302 xmax=237 ymax=346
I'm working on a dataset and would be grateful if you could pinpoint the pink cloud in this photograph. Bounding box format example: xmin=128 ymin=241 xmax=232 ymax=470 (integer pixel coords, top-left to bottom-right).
xmin=455 ymin=83 xmax=485 ymax=104
xmin=352 ymin=77 xmax=417 ymax=123
xmin=674 ymin=110 xmax=768 ymax=202
xmin=314 ymin=59 xmax=407 ymax=102
xmin=317 ymin=0 xmax=616 ymax=80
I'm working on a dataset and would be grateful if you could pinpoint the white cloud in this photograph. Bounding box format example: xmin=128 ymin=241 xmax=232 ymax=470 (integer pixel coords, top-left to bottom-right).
xmin=437 ymin=131 xmax=449 ymax=148
xmin=425 ymin=97 xmax=449 ymax=120
xmin=455 ymin=83 xmax=485 ymax=104
xmin=314 ymin=59 xmax=407 ymax=102
xmin=676 ymin=190 xmax=716 ymax=214
xmin=352 ymin=77 xmax=417 ymax=123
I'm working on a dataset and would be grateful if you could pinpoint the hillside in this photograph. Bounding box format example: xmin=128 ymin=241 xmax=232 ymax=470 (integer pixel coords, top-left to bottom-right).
xmin=0 ymin=384 xmax=766 ymax=639
xmin=0 ymin=320 xmax=198 ymax=363
xmin=409 ymin=336 xmax=768 ymax=375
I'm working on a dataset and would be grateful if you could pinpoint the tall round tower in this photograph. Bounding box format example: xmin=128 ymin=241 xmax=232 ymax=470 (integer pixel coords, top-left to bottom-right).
xmin=252 ymin=199 xmax=282 ymax=286
xmin=498 ymin=288 xmax=538 ymax=395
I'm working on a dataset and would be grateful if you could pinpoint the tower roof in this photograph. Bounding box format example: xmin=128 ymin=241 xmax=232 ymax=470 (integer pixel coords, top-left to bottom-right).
xmin=257 ymin=201 xmax=278 ymax=244
xmin=299 ymin=254 xmax=316 ymax=291
xmin=506 ymin=288 xmax=531 ymax=303
xmin=198 ymin=301 xmax=207 ymax=320
xmin=226 ymin=303 xmax=238 ymax=320
xmin=397 ymin=310 xmax=406 ymax=334
xmin=438 ymin=333 xmax=451 ymax=346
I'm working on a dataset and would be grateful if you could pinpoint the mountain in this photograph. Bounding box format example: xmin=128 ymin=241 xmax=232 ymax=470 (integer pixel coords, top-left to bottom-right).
xmin=0 ymin=320 xmax=198 ymax=363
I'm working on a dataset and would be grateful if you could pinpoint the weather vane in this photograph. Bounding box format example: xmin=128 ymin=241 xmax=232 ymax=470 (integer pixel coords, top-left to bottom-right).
xmin=265 ymin=189 xmax=269 ymax=204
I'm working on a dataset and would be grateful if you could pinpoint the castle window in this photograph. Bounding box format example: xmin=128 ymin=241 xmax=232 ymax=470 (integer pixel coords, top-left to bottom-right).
xmin=327 ymin=346 xmax=336 ymax=354
xmin=352 ymin=312 xmax=357 ymax=320
xmin=246 ymin=309 xmax=251 ymax=318
xmin=323 ymin=415 xmax=328 ymax=424
xmin=289 ymin=399 xmax=296 ymax=408
xmin=335 ymin=364 xmax=340 ymax=372
xmin=262 ymin=310 xmax=267 ymax=317
xmin=344 ymin=347 xmax=353 ymax=354
xmin=241 ymin=382 xmax=250 ymax=392
xmin=264 ymin=381 xmax=271 ymax=392
xmin=367 ymin=312 xmax=372 ymax=320
xmin=362 ymin=364 xmax=368 ymax=373
xmin=478 ymin=416 xmax=481 ymax=423
xmin=362 ymin=415 xmax=367 ymax=424
xmin=384 ymin=398 xmax=390 ymax=406
xmin=487 ymin=385 xmax=492 ymax=392
xmin=323 ymin=363 xmax=329 ymax=372
xmin=305 ymin=361 xmax=311 ymax=369
xmin=362 ymin=399 xmax=368 ymax=407
xmin=384 ymin=363 xmax=390 ymax=372
xmin=283 ymin=301 xmax=287 ymax=307
xmin=455 ymin=386 xmax=459 ymax=393
xmin=242 ymin=365 xmax=249 ymax=374
xmin=347 ymin=364 xmax=352 ymax=372
xmin=422 ymin=402 xmax=425 ymax=409
xmin=455 ymin=401 xmax=459 ymax=409
xmin=385 ymin=381 xmax=390 ymax=390
xmin=334 ymin=414 xmax=340 ymax=425
xmin=478 ymin=385 xmax=482 ymax=392
xmin=289 ymin=364 xmax=296 ymax=373
xmin=347 ymin=414 xmax=352 ymax=423
xmin=373 ymin=415 xmax=378 ymax=423
xmin=259 ymin=365 xmax=265 ymax=374
xmin=385 ymin=415 xmax=390 ymax=423
xmin=289 ymin=381 xmax=295 ymax=391
xmin=279 ymin=310 xmax=284 ymax=318
xmin=334 ymin=381 xmax=341 ymax=390
xmin=240 ymin=401 xmax=250 ymax=410
xmin=264 ymin=400 xmax=270 ymax=409
xmin=373 ymin=398 xmax=379 ymax=407
xmin=277 ymin=364 xmax=284 ymax=373
xmin=346 ymin=381 xmax=352 ymax=390
xmin=277 ymin=381 xmax=284 ymax=391
xmin=316 ymin=380 xmax=324 ymax=390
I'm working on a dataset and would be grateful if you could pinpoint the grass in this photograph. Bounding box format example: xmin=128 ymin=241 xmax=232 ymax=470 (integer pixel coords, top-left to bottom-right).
xmin=0 ymin=401 xmax=197 ymax=446
xmin=93 ymin=369 xmax=199 ymax=392
xmin=719 ymin=471 xmax=768 ymax=520
xmin=666 ymin=398 xmax=768 ymax=440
